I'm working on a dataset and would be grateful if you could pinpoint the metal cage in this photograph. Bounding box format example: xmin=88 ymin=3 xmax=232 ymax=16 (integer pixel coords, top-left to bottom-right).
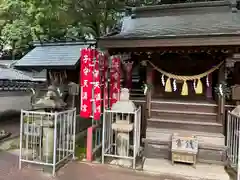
xmin=19 ymin=108 xmax=76 ymax=176
xmin=227 ymin=110 xmax=240 ymax=180
xmin=102 ymin=107 xmax=141 ymax=169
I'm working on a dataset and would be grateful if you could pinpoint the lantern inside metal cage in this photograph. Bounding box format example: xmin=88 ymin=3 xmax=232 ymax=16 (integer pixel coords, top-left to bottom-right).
xmin=102 ymin=88 xmax=141 ymax=169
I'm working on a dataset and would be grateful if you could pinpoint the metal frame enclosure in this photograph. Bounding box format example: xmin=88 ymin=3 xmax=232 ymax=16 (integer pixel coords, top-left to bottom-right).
xmin=227 ymin=111 xmax=240 ymax=180
xmin=102 ymin=107 xmax=141 ymax=169
xmin=19 ymin=108 xmax=76 ymax=176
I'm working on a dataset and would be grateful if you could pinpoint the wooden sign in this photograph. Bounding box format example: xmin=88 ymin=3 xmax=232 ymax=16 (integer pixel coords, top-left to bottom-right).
xmin=172 ymin=133 xmax=198 ymax=153
xmin=171 ymin=133 xmax=198 ymax=167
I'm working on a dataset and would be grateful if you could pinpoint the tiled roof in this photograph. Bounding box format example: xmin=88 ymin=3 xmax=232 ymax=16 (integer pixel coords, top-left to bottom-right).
xmin=0 ymin=66 xmax=33 ymax=81
xmin=102 ymin=1 xmax=240 ymax=39
xmin=0 ymin=60 xmax=17 ymax=67
xmin=14 ymin=41 xmax=95 ymax=69
xmin=105 ymin=11 xmax=240 ymax=39
xmin=23 ymin=69 xmax=46 ymax=81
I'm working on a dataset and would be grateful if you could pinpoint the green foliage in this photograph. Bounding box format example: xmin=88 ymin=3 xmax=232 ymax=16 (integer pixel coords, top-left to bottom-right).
xmin=0 ymin=0 xmax=125 ymax=59
xmin=67 ymin=0 xmax=125 ymax=37
xmin=75 ymin=134 xmax=87 ymax=160
xmin=214 ymin=81 xmax=231 ymax=99
xmin=1 ymin=20 xmax=32 ymax=58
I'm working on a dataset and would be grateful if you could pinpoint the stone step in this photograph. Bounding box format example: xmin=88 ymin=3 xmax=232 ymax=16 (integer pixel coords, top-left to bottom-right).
xmin=144 ymin=142 xmax=170 ymax=159
xmin=146 ymin=128 xmax=225 ymax=146
xmin=147 ymin=118 xmax=223 ymax=133
xmin=151 ymin=109 xmax=217 ymax=122
xmin=143 ymin=158 xmax=230 ymax=180
xmin=151 ymin=100 xmax=217 ymax=114
xmin=144 ymin=128 xmax=227 ymax=164
xmin=144 ymin=141 xmax=227 ymax=164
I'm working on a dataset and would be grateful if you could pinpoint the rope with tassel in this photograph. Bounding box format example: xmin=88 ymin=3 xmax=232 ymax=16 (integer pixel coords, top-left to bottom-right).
xmin=147 ymin=60 xmax=224 ymax=96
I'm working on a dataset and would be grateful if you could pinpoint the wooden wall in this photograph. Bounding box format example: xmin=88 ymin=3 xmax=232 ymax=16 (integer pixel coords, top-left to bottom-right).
xmin=149 ymin=52 xmax=222 ymax=101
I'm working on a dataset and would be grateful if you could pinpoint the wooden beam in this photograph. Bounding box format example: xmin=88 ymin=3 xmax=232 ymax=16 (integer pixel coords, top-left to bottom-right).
xmin=98 ymin=36 xmax=240 ymax=48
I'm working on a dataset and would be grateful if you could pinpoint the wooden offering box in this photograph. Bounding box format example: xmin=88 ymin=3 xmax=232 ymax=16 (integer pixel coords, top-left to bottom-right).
xmin=171 ymin=133 xmax=198 ymax=168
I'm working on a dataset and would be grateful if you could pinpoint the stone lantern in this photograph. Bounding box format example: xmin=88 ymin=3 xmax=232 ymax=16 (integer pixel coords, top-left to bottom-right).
xmin=111 ymin=88 xmax=136 ymax=167
xmin=31 ymin=85 xmax=66 ymax=161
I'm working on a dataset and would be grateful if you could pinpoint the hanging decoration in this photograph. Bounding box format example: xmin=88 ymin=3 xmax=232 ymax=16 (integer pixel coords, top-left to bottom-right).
xmin=193 ymin=80 xmax=196 ymax=91
xmin=206 ymin=75 xmax=210 ymax=87
xmin=48 ymin=70 xmax=67 ymax=86
xmin=165 ymin=77 xmax=172 ymax=92
xmin=173 ymin=79 xmax=177 ymax=92
xmin=147 ymin=60 xmax=224 ymax=96
xmin=80 ymin=48 xmax=93 ymax=118
xmin=219 ymin=83 xmax=223 ymax=96
xmin=123 ymin=61 xmax=133 ymax=89
xmin=161 ymin=74 xmax=165 ymax=86
xmin=110 ymin=56 xmax=121 ymax=107
xmin=143 ymin=84 xmax=148 ymax=95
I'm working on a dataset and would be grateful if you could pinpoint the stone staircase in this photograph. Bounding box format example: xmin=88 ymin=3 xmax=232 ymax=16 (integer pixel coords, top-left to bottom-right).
xmin=144 ymin=99 xmax=227 ymax=165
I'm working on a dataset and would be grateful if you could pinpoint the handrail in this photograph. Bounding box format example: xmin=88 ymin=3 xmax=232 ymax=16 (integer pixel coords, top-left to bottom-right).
xmin=228 ymin=111 xmax=240 ymax=118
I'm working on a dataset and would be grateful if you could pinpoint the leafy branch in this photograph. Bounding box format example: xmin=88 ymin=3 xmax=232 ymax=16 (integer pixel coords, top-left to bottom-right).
xmin=214 ymin=81 xmax=231 ymax=100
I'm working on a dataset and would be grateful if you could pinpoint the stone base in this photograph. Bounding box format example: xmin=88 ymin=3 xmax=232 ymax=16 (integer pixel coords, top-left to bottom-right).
xmin=144 ymin=128 xmax=227 ymax=164
xmin=144 ymin=141 xmax=227 ymax=165
xmin=143 ymin=158 xmax=230 ymax=180
xmin=110 ymin=159 xmax=132 ymax=168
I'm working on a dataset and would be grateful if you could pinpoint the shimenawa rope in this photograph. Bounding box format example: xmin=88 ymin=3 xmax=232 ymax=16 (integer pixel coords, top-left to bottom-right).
xmin=146 ymin=60 xmax=224 ymax=95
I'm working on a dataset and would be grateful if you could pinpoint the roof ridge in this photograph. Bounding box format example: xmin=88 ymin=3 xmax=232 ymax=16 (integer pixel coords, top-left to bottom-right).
xmin=33 ymin=40 xmax=96 ymax=47
xmin=132 ymin=0 xmax=231 ymax=13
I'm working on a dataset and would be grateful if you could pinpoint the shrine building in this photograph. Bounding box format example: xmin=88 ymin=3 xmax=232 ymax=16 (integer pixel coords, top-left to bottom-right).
xmin=98 ymin=0 xmax=240 ymax=171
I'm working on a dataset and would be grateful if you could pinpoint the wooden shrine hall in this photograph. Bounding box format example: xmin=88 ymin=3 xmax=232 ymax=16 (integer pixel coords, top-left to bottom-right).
xmin=98 ymin=0 xmax=240 ymax=172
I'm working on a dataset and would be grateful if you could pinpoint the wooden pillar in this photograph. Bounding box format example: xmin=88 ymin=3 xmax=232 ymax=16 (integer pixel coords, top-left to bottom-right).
xmin=206 ymin=73 xmax=213 ymax=99
xmin=146 ymin=65 xmax=153 ymax=118
xmin=217 ymin=60 xmax=226 ymax=129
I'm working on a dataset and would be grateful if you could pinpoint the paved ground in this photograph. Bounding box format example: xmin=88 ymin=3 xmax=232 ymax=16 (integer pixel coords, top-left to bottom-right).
xmin=0 ymin=150 xmax=190 ymax=180
xmin=0 ymin=92 xmax=31 ymax=113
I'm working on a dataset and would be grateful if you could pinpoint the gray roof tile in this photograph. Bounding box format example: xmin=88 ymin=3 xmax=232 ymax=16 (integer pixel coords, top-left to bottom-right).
xmin=106 ymin=11 xmax=240 ymax=39
xmin=0 ymin=60 xmax=17 ymax=67
xmin=22 ymin=69 xmax=46 ymax=81
xmin=0 ymin=67 xmax=33 ymax=81
xmin=15 ymin=43 xmax=90 ymax=68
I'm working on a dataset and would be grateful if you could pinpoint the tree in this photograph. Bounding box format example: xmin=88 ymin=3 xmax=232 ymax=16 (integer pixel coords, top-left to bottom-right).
xmin=27 ymin=0 xmax=72 ymax=41
xmin=0 ymin=0 xmax=72 ymax=58
xmin=0 ymin=0 xmax=32 ymax=59
xmin=68 ymin=0 xmax=125 ymax=38
xmin=1 ymin=20 xmax=32 ymax=59
xmin=0 ymin=0 xmax=127 ymax=59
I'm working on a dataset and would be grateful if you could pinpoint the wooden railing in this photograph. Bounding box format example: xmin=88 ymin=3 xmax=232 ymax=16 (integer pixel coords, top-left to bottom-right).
xmin=227 ymin=111 xmax=240 ymax=179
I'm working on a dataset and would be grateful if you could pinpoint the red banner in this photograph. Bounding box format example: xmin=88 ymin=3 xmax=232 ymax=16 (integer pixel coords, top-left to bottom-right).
xmin=101 ymin=54 xmax=109 ymax=109
xmin=80 ymin=48 xmax=93 ymax=118
xmin=93 ymin=50 xmax=101 ymax=120
xmin=110 ymin=56 xmax=121 ymax=107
